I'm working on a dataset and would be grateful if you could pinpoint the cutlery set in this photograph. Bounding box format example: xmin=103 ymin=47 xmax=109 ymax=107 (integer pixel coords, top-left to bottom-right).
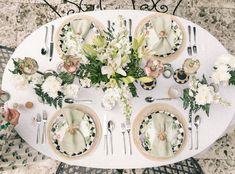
xmin=36 ymin=110 xmax=48 ymax=144
xmin=188 ymin=114 xmax=201 ymax=151
xmin=187 ymin=25 xmax=197 ymax=56
xmin=41 ymin=25 xmax=54 ymax=61
xmin=121 ymin=121 xmax=132 ymax=155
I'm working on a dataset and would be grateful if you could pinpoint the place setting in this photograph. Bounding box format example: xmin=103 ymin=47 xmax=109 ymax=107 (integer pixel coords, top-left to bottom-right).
xmin=3 ymin=10 xmax=235 ymax=170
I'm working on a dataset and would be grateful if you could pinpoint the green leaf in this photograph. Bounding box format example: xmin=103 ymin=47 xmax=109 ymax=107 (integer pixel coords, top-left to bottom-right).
xmin=202 ymin=104 xmax=210 ymax=116
xmin=128 ymin=83 xmax=138 ymax=97
xmin=58 ymin=72 xmax=75 ymax=85
xmin=229 ymin=71 xmax=235 ymax=85
xmin=83 ymin=44 xmax=97 ymax=57
xmin=201 ymin=74 xmax=208 ymax=84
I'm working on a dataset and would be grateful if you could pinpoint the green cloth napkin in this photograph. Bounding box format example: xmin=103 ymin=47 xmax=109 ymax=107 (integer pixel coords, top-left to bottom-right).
xmin=149 ymin=112 xmax=177 ymax=158
xmin=151 ymin=16 xmax=173 ymax=55
xmin=60 ymin=108 xmax=86 ymax=153
xmin=71 ymin=19 xmax=92 ymax=39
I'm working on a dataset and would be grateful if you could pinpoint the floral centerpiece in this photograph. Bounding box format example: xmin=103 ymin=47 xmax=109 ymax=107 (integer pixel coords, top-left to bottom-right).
xmin=75 ymin=16 xmax=152 ymax=118
xmin=211 ymin=54 xmax=235 ymax=86
xmin=11 ymin=58 xmax=79 ymax=108
xmin=181 ymin=75 xmax=229 ymax=117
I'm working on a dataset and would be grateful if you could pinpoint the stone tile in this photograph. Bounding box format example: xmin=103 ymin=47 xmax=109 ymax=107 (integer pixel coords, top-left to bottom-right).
xmin=1 ymin=159 xmax=59 ymax=174
xmin=15 ymin=3 xmax=58 ymax=45
xmin=0 ymin=2 xmax=19 ymax=48
xmin=198 ymin=159 xmax=235 ymax=174
xmin=0 ymin=0 xmax=61 ymax=4
xmin=194 ymin=0 xmax=235 ymax=9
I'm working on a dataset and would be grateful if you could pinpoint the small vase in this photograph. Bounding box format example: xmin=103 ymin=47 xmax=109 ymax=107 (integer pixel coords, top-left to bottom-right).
xmin=173 ymin=68 xmax=189 ymax=84
xmin=140 ymin=78 xmax=157 ymax=90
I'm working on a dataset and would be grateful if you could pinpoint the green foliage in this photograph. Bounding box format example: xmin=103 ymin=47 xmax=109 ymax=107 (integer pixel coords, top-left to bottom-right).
xmin=9 ymin=59 xmax=22 ymax=75
xmin=76 ymin=56 xmax=109 ymax=85
xmin=229 ymin=70 xmax=235 ymax=85
xmin=57 ymin=72 xmax=75 ymax=85
xmin=181 ymin=76 xmax=211 ymax=117
xmin=34 ymin=84 xmax=64 ymax=108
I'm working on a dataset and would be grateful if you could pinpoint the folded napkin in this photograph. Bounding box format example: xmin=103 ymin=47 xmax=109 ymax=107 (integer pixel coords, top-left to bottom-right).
xmin=60 ymin=108 xmax=86 ymax=153
xmin=149 ymin=112 xmax=178 ymax=157
xmin=71 ymin=19 xmax=92 ymax=39
xmin=151 ymin=16 xmax=173 ymax=55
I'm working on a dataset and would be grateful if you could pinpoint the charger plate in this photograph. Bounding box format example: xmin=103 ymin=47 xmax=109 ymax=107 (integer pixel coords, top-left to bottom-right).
xmin=47 ymin=104 xmax=101 ymax=160
xmin=133 ymin=103 xmax=187 ymax=160
xmin=134 ymin=13 xmax=186 ymax=63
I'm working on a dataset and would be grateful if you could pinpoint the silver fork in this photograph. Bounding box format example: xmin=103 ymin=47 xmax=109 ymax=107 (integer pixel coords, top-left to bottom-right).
xmin=187 ymin=25 xmax=192 ymax=56
xmin=121 ymin=123 xmax=127 ymax=154
xmin=41 ymin=110 xmax=47 ymax=144
xmin=126 ymin=119 xmax=132 ymax=155
xmin=36 ymin=114 xmax=41 ymax=144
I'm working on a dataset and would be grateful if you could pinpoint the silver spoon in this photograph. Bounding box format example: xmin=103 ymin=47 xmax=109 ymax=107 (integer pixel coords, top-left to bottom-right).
xmin=145 ymin=96 xmax=172 ymax=103
xmin=194 ymin=115 xmax=201 ymax=150
xmin=41 ymin=26 xmax=48 ymax=55
xmin=108 ymin=120 xmax=115 ymax=155
xmin=64 ymin=98 xmax=92 ymax=104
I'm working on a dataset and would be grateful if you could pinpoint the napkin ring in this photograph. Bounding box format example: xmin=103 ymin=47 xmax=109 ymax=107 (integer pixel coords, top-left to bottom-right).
xmin=159 ymin=31 xmax=168 ymax=38
xmin=68 ymin=127 xmax=77 ymax=135
xmin=158 ymin=131 xmax=167 ymax=141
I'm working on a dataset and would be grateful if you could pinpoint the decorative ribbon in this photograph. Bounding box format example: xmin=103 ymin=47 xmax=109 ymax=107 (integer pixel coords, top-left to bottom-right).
xmin=60 ymin=108 xmax=86 ymax=153
xmin=151 ymin=16 xmax=173 ymax=55
xmin=149 ymin=113 xmax=178 ymax=157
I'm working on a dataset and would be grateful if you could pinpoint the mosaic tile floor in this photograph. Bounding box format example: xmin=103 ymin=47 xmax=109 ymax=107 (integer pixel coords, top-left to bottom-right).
xmin=0 ymin=0 xmax=235 ymax=173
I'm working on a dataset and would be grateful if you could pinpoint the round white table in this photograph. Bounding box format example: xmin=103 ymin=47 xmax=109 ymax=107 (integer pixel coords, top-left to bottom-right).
xmin=2 ymin=10 xmax=235 ymax=169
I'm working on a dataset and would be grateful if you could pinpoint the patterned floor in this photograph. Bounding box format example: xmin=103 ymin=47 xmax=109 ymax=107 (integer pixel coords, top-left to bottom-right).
xmin=0 ymin=0 xmax=235 ymax=173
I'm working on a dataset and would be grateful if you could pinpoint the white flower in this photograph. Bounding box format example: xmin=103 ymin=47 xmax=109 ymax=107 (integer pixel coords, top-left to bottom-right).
xmin=79 ymin=78 xmax=91 ymax=88
xmin=215 ymin=54 xmax=231 ymax=66
xmin=215 ymin=54 xmax=235 ymax=68
xmin=101 ymin=85 xmax=132 ymax=118
xmin=28 ymin=73 xmax=44 ymax=87
xmin=12 ymin=74 xmax=28 ymax=89
xmin=41 ymin=76 xmax=62 ymax=98
xmin=195 ymin=85 xmax=214 ymax=105
xmin=101 ymin=53 xmax=127 ymax=78
xmin=63 ymin=84 xmax=80 ymax=98
xmin=211 ymin=64 xmax=231 ymax=85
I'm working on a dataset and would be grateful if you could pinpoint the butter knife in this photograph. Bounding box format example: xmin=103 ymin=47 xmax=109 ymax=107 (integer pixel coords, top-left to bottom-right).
xmin=49 ymin=25 xmax=54 ymax=61
xmin=189 ymin=113 xmax=193 ymax=150
xmin=128 ymin=19 xmax=132 ymax=42
xmin=103 ymin=113 xmax=108 ymax=155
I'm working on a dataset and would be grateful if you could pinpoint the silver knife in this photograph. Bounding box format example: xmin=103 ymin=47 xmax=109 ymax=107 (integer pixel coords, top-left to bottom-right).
xmin=103 ymin=112 xmax=108 ymax=155
xmin=189 ymin=113 xmax=193 ymax=150
xmin=49 ymin=25 xmax=54 ymax=61
xmin=128 ymin=19 xmax=132 ymax=42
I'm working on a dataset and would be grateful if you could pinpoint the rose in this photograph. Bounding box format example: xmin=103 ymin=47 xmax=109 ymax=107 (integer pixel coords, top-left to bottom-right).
xmin=3 ymin=108 xmax=20 ymax=126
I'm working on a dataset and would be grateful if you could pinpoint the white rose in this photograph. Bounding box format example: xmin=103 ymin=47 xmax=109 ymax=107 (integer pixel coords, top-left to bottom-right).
xmin=211 ymin=65 xmax=231 ymax=85
xmin=102 ymin=93 xmax=117 ymax=110
xmin=41 ymin=76 xmax=62 ymax=98
xmin=63 ymin=84 xmax=80 ymax=98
